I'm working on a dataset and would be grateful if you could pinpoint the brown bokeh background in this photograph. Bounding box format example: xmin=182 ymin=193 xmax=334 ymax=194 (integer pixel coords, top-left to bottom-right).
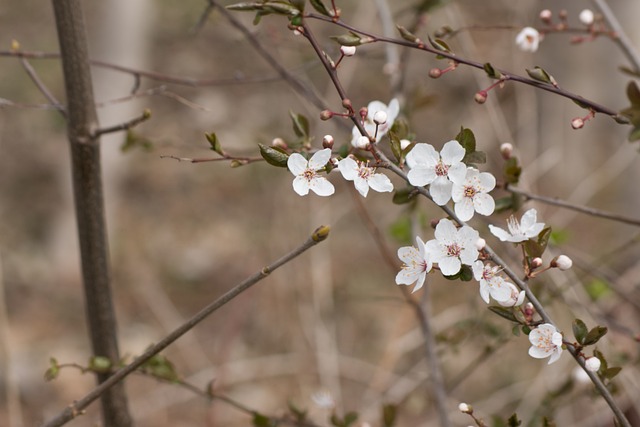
xmin=1 ymin=0 xmax=640 ymax=426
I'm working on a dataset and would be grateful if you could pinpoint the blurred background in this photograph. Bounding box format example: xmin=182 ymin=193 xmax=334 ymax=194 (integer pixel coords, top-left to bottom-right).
xmin=1 ymin=0 xmax=640 ymax=426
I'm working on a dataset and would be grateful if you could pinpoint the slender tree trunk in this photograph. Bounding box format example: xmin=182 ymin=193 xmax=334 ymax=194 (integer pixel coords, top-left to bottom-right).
xmin=51 ymin=1 xmax=132 ymax=426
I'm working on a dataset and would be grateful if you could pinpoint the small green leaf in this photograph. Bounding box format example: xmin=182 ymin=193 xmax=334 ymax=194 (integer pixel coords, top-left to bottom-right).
xmin=603 ymin=366 xmax=622 ymax=380
xmin=526 ymin=66 xmax=557 ymax=87
xmin=330 ymin=32 xmax=362 ymax=46
xmin=458 ymin=265 xmax=474 ymax=281
xmin=483 ymin=62 xmax=502 ymax=79
xmin=511 ymin=324 xmax=521 ymax=337
xmin=382 ymin=404 xmax=397 ymax=427
xmin=290 ymin=111 xmax=310 ymax=139
xmin=583 ymin=325 xmax=608 ymax=346
xmin=205 ymin=132 xmax=224 ymax=155
xmin=259 ymin=143 xmax=289 ymax=167
xmin=524 ymin=226 xmax=552 ymax=258
xmin=428 ymin=36 xmax=451 ymax=53
xmin=121 ymin=130 xmax=153 ymax=153
xmin=455 ymin=127 xmax=476 ymax=152
xmin=309 ymin=0 xmax=331 ymax=16
xmin=44 ymin=357 xmax=60 ymax=381
xmin=264 ymin=2 xmax=301 ymax=16
xmin=572 ymin=318 xmax=588 ymax=345
xmin=488 ymin=306 xmax=519 ymax=323
xmin=141 ymin=354 xmax=179 ymax=382
xmin=507 ymin=413 xmax=522 ymax=427
xmin=226 ymin=2 xmax=263 ymax=11
xmin=463 ymin=150 xmax=486 ymax=165
xmin=89 ymin=356 xmax=112 ymax=374
xmin=389 ymin=131 xmax=403 ymax=162
xmin=397 ymin=25 xmax=420 ymax=43
xmin=627 ymin=81 xmax=640 ymax=106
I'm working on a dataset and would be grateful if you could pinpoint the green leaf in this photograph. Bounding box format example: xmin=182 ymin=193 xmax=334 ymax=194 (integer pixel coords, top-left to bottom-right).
xmin=226 ymin=2 xmax=264 ymax=11
xmin=44 ymin=357 xmax=60 ymax=381
xmin=290 ymin=111 xmax=310 ymax=139
xmin=524 ymin=226 xmax=552 ymax=258
xmin=503 ymin=157 xmax=521 ymax=184
xmin=121 ymin=130 xmax=153 ymax=153
xmin=89 ymin=356 xmax=113 ymax=374
xmin=511 ymin=324 xmax=521 ymax=337
xmin=141 ymin=354 xmax=179 ymax=382
xmin=603 ymin=366 xmax=622 ymax=380
xmin=264 ymin=2 xmax=301 ymax=16
xmin=507 ymin=413 xmax=522 ymax=427
xmin=397 ymin=25 xmax=420 ymax=43
xmin=382 ymin=404 xmax=397 ymax=427
xmin=389 ymin=131 xmax=403 ymax=162
xmin=463 ymin=150 xmax=486 ymax=165
xmin=483 ymin=62 xmax=502 ymax=79
xmin=252 ymin=412 xmax=272 ymax=426
xmin=627 ymin=81 xmax=640 ymax=106
xmin=428 ymin=36 xmax=451 ymax=53
xmin=309 ymin=0 xmax=331 ymax=16
xmin=205 ymin=132 xmax=224 ymax=155
xmin=583 ymin=325 xmax=608 ymax=346
xmin=330 ymin=32 xmax=362 ymax=46
xmin=259 ymin=143 xmax=289 ymax=167
xmin=455 ymin=127 xmax=476 ymax=152
xmin=488 ymin=306 xmax=519 ymax=323
xmin=572 ymin=318 xmax=588 ymax=345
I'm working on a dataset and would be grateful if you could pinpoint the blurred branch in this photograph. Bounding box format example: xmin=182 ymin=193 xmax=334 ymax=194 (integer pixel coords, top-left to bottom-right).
xmin=52 ymin=1 xmax=132 ymax=426
xmin=40 ymin=226 xmax=330 ymax=427
xmin=506 ymin=185 xmax=640 ymax=227
xmin=92 ymin=109 xmax=151 ymax=138
xmin=19 ymin=57 xmax=66 ymax=116
xmin=592 ymin=0 xmax=640 ymax=73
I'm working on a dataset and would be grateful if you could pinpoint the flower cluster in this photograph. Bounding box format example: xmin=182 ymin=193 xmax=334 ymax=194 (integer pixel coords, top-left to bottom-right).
xmin=406 ymin=139 xmax=496 ymax=221
xmin=350 ymin=98 xmax=399 ymax=148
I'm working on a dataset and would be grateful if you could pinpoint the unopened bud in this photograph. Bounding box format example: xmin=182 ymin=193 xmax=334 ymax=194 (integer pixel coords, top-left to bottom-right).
xmin=530 ymin=257 xmax=543 ymax=269
xmin=400 ymin=139 xmax=411 ymax=150
xmin=500 ymin=142 xmax=513 ymax=160
xmin=551 ymin=255 xmax=573 ymax=271
xmin=322 ymin=134 xmax=334 ymax=149
xmin=340 ymin=45 xmax=356 ymax=56
xmin=475 ymin=238 xmax=486 ymax=251
xmin=272 ymin=137 xmax=287 ymax=149
xmin=429 ymin=68 xmax=442 ymax=78
xmin=539 ymin=9 xmax=552 ymax=24
xmin=474 ymin=91 xmax=487 ymax=104
xmin=359 ymin=107 xmax=368 ymax=120
xmin=355 ymin=136 xmax=370 ymax=149
xmin=571 ymin=118 xmax=584 ymax=129
xmin=524 ymin=302 xmax=535 ymax=318
xmin=373 ymin=110 xmax=387 ymax=125
xmin=342 ymin=98 xmax=353 ymax=111
xmin=559 ymin=9 xmax=568 ymax=20
xmin=320 ymin=110 xmax=334 ymax=121
xmin=585 ymin=357 xmax=601 ymax=372
xmin=579 ymin=9 xmax=594 ymax=26
xmin=458 ymin=403 xmax=473 ymax=414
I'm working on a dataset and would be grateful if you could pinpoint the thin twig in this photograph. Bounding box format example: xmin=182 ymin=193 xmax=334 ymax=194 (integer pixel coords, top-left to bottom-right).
xmin=40 ymin=226 xmax=330 ymax=427
xmin=92 ymin=109 xmax=151 ymax=138
xmin=592 ymin=0 xmax=640 ymax=73
xmin=506 ymin=185 xmax=640 ymax=227
xmin=19 ymin=57 xmax=66 ymax=117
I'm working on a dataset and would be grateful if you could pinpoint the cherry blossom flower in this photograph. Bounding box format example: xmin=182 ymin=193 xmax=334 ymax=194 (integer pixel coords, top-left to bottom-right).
xmin=472 ymin=261 xmax=513 ymax=304
xmin=287 ymin=148 xmax=335 ymax=196
xmin=396 ymin=236 xmax=432 ymax=293
xmin=496 ymin=282 xmax=526 ymax=307
xmin=451 ymin=167 xmax=496 ymax=221
xmin=488 ymin=208 xmax=545 ymax=243
xmin=585 ymin=356 xmax=601 ymax=372
xmin=405 ymin=140 xmax=467 ymax=205
xmin=338 ymin=157 xmax=393 ymax=197
xmin=515 ymin=27 xmax=541 ymax=52
xmin=579 ymin=9 xmax=594 ymax=26
xmin=528 ymin=323 xmax=563 ymax=364
xmin=350 ymin=98 xmax=399 ymax=147
xmin=425 ymin=219 xmax=479 ymax=276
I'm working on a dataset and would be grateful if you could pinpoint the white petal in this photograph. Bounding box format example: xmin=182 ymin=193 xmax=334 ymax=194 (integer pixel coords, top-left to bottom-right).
xmin=367 ymin=100 xmax=388 ymax=117
xmin=408 ymin=166 xmax=437 ymax=187
xmin=479 ymin=283 xmax=490 ymax=304
xmin=338 ymin=158 xmax=359 ymax=181
xmin=473 ymin=193 xmax=496 ymax=216
xmin=520 ymin=209 xmax=538 ymax=229
xmin=548 ymin=348 xmax=562 ymax=364
xmin=406 ymin=143 xmax=438 ymax=167
xmin=430 ymin=177 xmax=453 ymax=205
xmin=411 ymin=273 xmax=426 ymax=293
xmin=308 ymin=148 xmax=332 ymax=170
xmin=434 ymin=219 xmax=457 ymax=243
xmin=439 ymin=256 xmax=461 ymax=276
xmin=395 ymin=268 xmax=421 ymax=286
xmin=478 ymin=172 xmax=496 ymax=191
xmin=454 ymin=198 xmax=475 ymax=221
xmin=292 ymin=176 xmax=310 ymax=195
xmin=488 ymin=225 xmax=514 ymax=242
xmin=386 ymin=98 xmax=400 ymax=123
xmin=472 ymin=261 xmax=485 ymax=281
xmin=458 ymin=225 xmax=480 ymax=245
xmin=528 ymin=346 xmax=552 ymax=359
xmin=354 ymin=177 xmax=370 ymax=197
xmin=288 ymin=153 xmax=308 ymax=175
xmin=309 ymin=177 xmax=335 ymax=196
xmin=368 ymin=173 xmax=394 ymax=193
xmin=398 ymin=246 xmax=420 ymax=265
xmin=447 ymin=162 xmax=468 ymax=184
xmin=440 ymin=140 xmax=465 ymax=164
xmin=459 ymin=246 xmax=479 ymax=266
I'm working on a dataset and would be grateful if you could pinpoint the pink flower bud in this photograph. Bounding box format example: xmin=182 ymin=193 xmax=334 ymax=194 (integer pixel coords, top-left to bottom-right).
xmin=474 ymin=91 xmax=487 ymax=104
xmin=579 ymin=9 xmax=594 ymax=26
xmin=500 ymin=143 xmax=513 ymax=159
xmin=272 ymin=137 xmax=287 ymax=149
xmin=530 ymin=257 xmax=543 ymax=269
xmin=320 ymin=110 xmax=334 ymax=121
xmin=571 ymin=118 xmax=584 ymax=129
xmin=551 ymin=255 xmax=573 ymax=271
xmin=429 ymin=68 xmax=442 ymax=78
xmin=340 ymin=45 xmax=356 ymax=56
xmin=539 ymin=9 xmax=552 ymax=24
xmin=585 ymin=357 xmax=601 ymax=372
xmin=322 ymin=134 xmax=334 ymax=149
xmin=355 ymin=136 xmax=370 ymax=149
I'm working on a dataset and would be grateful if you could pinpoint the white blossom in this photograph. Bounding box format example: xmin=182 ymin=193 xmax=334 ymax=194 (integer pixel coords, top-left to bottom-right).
xmin=552 ymin=255 xmax=573 ymax=271
xmin=396 ymin=236 xmax=432 ymax=293
xmin=579 ymin=9 xmax=594 ymax=26
xmin=472 ymin=261 xmax=513 ymax=304
xmin=488 ymin=208 xmax=545 ymax=243
xmin=528 ymin=323 xmax=563 ymax=364
xmin=405 ymin=140 xmax=467 ymax=205
xmin=338 ymin=157 xmax=393 ymax=197
xmin=515 ymin=27 xmax=541 ymax=52
xmin=340 ymin=45 xmax=356 ymax=56
xmin=350 ymin=98 xmax=399 ymax=147
xmin=451 ymin=167 xmax=496 ymax=221
xmin=585 ymin=357 xmax=601 ymax=372
xmin=287 ymin=149 xmax=335 ymax=196
xmin=425 ymin=219 xmax=479 ymax=276
xmin=311 ymin=390 xmax=335 ymax=409
xmin=497 ymin=282 xmax=526 ymax=307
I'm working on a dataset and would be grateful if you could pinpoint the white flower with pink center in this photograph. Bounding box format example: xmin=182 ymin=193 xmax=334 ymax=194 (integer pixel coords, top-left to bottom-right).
xmin=528 ymin=323 xmax=563 ymax=364
xmin=451 ymin=167 xmax=496 ymax=221
xmin=338 ymin=157 xmax=393 ymax=197
xmin=425 ymin=219 xmax=479 ymax=276
xmin=489 ymin=208 xmax=545 ymax=243
xmin=287 ymin=148 xmax=335 ymax=196
xmin=395 ymin=236 xmax=432 ymax=293
xmin=471 ymin=261 xmax=513 ymax=304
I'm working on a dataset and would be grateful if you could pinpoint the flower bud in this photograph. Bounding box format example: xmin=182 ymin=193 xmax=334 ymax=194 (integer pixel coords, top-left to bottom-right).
xmin=458 ymin=402 xmax=472 ymax=414
xmin=342 ymin=98 xmax=353 ymax=110
xmin=320 ymin=110 xmax=334 ymax=121
xmin=359 ymin=107 xmax=368 ymax=120
xmin=272 ymin=137 xmax=287 ymax=149
xmin=524 ymin=302 xmax=535 ymax=320
xmin=429 ymin=68 xmax=442 ymax=78
xmin=322 ymin=134 xmax=334 ymax=149
xmin=530 ymin=257 xmax=543 ymax=269
xmin=475 ymin=238 xmax=486 ymax=251
xmin=571 ymin=118 xmax=584 ymax=129
xmin=539 ymin=9 xmax=552 ymax=24
xmin=559 ymin=9 xmax=568 ymax=20
xmin=551 ymin=255 xmax=573 ymax=271
xmin=585 ymin=357 xmax=601 ymax=372
xmin=474 ymin=91 xmax=487 ymax=104
xmin=500 ymin=142 xmax=513 ymax=159
xmin=400 ymin=139 xmax=411 ymax=150
xmin=373 ymin=110 xmax=388 ymax=125
xmin=355 ymin=136 xmax=370 ymax=149
xmin=340 ymin=45 xmax=356 ymax=56
xmin=579 ymin=9 xmax=595 ymax=26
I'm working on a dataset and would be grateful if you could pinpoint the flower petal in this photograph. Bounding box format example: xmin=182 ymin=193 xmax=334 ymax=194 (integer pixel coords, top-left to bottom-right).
xmin=406 ymin=143 xmax=438 ymax=168
xmin=488 ymin=225 xmax=514 ymax=242
xmin=430 ymin=177 xmax=453 ymax=205
xmin=454 ymin=197 xmax=476 ymax=221
xmin=473 ymin=193 xmax=496 ymax=216
xmin=440 ymin=140 xmax=465 ymax=164
xmin=338 ymin=157 xmax=359 ymax=181
xmin=287 ymin=153 xmax=308 ymax=176
xmin=292 ymin=176 xmax=310 ymax=196
xmin=354 ymin=177 xmax=370 ymax=197
xmin=368 ymin=173 xmax=394 ymax=193
xmin=309 ymin=177 xmax=335 ymax=196
xmin=439 ymin=256 xmax=461 ymax=276
xmin=308 ymin=148 xmax=332 ymax=170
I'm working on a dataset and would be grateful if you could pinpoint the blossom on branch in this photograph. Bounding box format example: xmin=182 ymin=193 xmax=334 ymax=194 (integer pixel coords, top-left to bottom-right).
xmin=338 ymin=157 xmax=393 ymax=197
xmin=528 ymin=323 xmax=563 ymax=364
xmin=395 ymin=236 xmax=432 ymax=293
xmin=425 ymin=219 xmax=479 ymax=276
xmin=350 ymin=98 xmax=399 ymax=147
xmin=496 ymin=282 xmax=526 ymax=307
xmin=488 ymin=208 xmax=545 ymax=243
xmin=406 ymin=140 xmax=467 ymax=205
xmin=451 ymin=167 xmax=496 ymax=221
xmin=472 ymin=261 xmax=513 ymax=304
xmin=515 ymin=27 xmax=541 ymax=52
xmin=287 ymin=149 xmax=335 ymax=196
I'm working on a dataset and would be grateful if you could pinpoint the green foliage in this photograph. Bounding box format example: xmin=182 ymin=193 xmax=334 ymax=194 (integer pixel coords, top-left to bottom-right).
xmin=206 ymin=132 xmax=224 ymax=155
xmin=573 ymin=318 xmax=588 ymax=345
xmin=397 ymin=25 xmax=420 ymax=44
xmin=309 ymin=0 xmax=331 ymax=16
xmin=488 ymin=306 xmax=519 ymax=323
xmin=140 ymin=354 xmax=179 ymax=382
xmin=526 ymin=66 xmax=557 ymax=87
xmin=583 ymin=325 xmax=608 ymax=346
xmin=89 ymin=356 xmax=113 ymax=373
xmin=252 ymin=412 xmax=273 ymax=426
xmin=503 ymin=157 xmax=521 ymax=185
xmin=44 ymin=357 xmax=60 ymax=381
xmin=121 ymin=130 xmax=154 ymax=152
xmin=382 ymin=404 xmax=397 ymax=427
xmin=259 ymin=143 xmax=289 ymax=167
xmin=330 ymin=32 xmax=363 ymax=46
xmin=456 ymin=127 xmax=486 ymax=166
xmin=524 ymin=226 xmax=552 ymax=258
xmin=392 ymin=186 xmax=418 ymax=205
xmin=483 ymin=62 xmax=503 ymax=80
xmin=620 ymin=81 xmax=640 ymax=141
